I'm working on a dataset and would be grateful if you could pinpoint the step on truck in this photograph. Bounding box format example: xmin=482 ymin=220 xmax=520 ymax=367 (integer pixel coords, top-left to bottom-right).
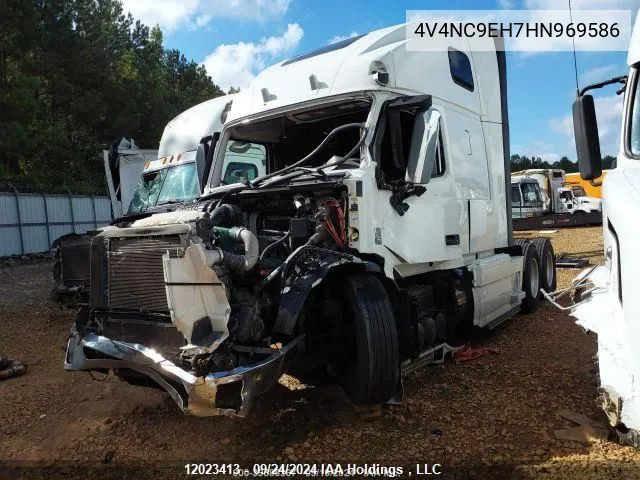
xmin=64 ymin=23 xmax=556 ymax=417
xmin=545 ymin=11 xmax=640 ymax=447
xmin=51 ymin=94 xmax=239 ymax=307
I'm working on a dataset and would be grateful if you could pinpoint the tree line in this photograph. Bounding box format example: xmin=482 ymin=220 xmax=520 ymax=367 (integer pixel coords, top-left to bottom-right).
xmin=0 ymin=2 xmax=619 ymax=193
xmin=510 ymin=154 xmax=617 ymax=173
xmin=0 ymin=0 xmax=224 ymax=192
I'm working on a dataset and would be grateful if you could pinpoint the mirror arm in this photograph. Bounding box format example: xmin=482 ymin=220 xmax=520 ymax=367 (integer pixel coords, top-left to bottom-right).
xmin=579 ymin=75 xmax=627 ymax=97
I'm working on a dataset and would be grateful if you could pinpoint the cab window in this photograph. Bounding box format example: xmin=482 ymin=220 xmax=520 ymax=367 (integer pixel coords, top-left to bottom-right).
xmin=220 ymin=141 xmax=267 ymax=185
xmin=448 ymin=48 xmax=474 ymax=92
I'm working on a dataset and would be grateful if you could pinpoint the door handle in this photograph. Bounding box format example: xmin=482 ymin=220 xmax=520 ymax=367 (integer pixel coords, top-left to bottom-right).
xmin=465 ymin=130 xmax=472 ymax=155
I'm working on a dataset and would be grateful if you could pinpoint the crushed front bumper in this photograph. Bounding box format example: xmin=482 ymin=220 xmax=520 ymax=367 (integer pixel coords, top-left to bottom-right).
xmin=65 ymin=331 xmax=302 ymax=417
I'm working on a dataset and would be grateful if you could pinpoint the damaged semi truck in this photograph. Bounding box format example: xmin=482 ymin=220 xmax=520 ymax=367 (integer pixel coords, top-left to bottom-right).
xmin=545 ymin=11 xmax=640 ymax=446
xmin=52 ymin=94 xmax=238 ymax=307
xmin=65 ymin=24 xmax=555 ymax=416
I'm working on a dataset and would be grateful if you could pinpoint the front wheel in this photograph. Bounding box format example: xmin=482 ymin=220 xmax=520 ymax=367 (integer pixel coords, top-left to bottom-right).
xmin=339 ymin=274 xmax=399 ymax=405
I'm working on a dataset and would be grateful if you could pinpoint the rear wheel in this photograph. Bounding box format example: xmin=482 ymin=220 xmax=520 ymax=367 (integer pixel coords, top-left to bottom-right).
xmin=515 ymin=240 xmax=541 ymax=314
xmin=339 ymin=274 xmax=399 ymax=405
xmin=531 ymin=237 xmax=556 ymax=294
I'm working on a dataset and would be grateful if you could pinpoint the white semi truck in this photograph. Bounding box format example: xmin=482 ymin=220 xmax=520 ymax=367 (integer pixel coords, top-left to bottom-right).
xmin=545 ymin=11 xmax=640 ymax=447
xmin=64 ymin=24 xmax=556 ymax=417
xmin=52 ymin=94 xmax=239 ymax=306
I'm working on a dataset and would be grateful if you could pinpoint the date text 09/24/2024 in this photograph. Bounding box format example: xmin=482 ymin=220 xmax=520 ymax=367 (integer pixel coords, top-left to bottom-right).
xmin=183 ymin=463 xmax=443 ymax=476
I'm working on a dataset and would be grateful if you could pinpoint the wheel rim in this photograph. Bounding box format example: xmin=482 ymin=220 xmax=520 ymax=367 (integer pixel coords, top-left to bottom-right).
xmin=544 ymin=251 xmax=554 ymax=287
xmin=529 ymin=256 xmax=540 ymax=297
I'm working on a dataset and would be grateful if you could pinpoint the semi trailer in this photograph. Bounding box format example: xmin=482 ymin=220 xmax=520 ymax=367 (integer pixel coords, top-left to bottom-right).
xmin=64 ymin=23 xmax=556 ymax=417
xmin=51 ymin=94 xmax=238 ymax=306
xmin=565 ymin=170 xmax=608 ymax=199
xmin=545 ymin=11 xmax=640 ymax=448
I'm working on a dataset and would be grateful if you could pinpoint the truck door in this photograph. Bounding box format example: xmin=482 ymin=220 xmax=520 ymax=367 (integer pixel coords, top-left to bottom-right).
xmin=371 ymin=97 xmax=466 ymax=265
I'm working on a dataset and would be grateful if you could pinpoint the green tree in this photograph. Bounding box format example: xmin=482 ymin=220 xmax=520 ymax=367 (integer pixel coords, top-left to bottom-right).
xmin=0 ymin=0 xmax=223 ymax=192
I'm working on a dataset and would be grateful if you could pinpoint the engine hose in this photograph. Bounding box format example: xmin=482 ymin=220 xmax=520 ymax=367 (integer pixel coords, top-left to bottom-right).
xmin=222 ymin=228 xmax=259 ymax=273
xmin=259 ymin=231 xmax=290 ymax=261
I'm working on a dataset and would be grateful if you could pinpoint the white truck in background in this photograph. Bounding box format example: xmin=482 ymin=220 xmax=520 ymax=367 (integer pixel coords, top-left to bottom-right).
xmin=64 ymin=23 xmax=556 ymax=417
xmin=545 ymin=11 xmax=640 ymax=447
xmin=52 ymin=94 xmax=240 ymax=306
xmin=511 ymin=168 xmax=602 ymax=230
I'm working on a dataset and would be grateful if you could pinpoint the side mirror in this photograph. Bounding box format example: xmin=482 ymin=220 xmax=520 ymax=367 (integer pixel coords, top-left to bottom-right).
xmin=405 ymin=109 xmax=441 ymax=184
xmin=572 ymin=95 xmax=602 ymax=180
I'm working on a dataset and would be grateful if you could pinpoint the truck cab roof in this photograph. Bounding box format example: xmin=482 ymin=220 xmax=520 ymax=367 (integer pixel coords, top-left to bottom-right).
xmin=230 ymin=21 xmax=503 ymax=124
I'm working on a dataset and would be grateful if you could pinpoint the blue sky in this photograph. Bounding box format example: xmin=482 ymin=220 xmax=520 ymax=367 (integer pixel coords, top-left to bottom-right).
xmin=121 ymin=0 xmax=638 ymax=161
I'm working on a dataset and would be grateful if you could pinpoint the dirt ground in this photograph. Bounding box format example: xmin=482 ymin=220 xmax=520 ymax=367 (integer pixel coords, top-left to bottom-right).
xmin=1 ymin=226 xmax=639 ymax=479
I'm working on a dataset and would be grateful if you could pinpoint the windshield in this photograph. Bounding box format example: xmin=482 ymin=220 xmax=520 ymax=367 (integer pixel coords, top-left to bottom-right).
xmin=156 ymin=162 xmax=199 ymax=204
xmin=571 ymin=185 xmax=587 ymax=197
xmin=127 ymin=162 xmax=199 ymax=213
xmin=559 ymin=190 xmax=574 ymax=201
xmin=128 ymin=169 xmax=166 ymax=213
xmin=511 ymin=185 xmax=522 ymax=205
xmin=521 ymin=182 xmax=542 ymax=206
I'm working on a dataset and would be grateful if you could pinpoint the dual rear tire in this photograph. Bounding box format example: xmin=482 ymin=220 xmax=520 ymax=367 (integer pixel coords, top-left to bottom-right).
xmin=514 ymin=237 xmax=556 ymax=314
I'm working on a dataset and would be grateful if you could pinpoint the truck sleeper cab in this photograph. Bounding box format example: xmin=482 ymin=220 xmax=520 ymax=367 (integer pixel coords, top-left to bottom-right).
xmin=65 ymin=23 xmax=554 ymax=417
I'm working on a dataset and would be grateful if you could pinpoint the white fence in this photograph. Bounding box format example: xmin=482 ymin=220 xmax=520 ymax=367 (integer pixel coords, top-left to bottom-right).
xmin=0 ymin=185 xmax=113 ymax=257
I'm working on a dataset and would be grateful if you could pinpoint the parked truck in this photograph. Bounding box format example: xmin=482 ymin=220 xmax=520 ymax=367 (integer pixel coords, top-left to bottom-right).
xmin=52 ymin=94 xmax=238 ymax=306
xmin=511 ymin=168 xmax=602 ymax=230
xmin=64 ymin=24 xmax=556 ymax=417
xmin=511 ymin=176 xmax=545 ymax=219
xmin=565 ymin=170 xmax=608 ymax=199
xmin=544 ymin=11 xmax=640 ymax=447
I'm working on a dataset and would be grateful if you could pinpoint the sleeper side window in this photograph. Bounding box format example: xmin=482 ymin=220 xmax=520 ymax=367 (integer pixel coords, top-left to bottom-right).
xmin=448 ymin=48 xmax=474 ymax=92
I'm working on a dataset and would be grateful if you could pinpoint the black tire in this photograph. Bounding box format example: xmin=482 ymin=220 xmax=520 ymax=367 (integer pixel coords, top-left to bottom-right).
xmin=519 ymin=242 xmax=541 ymax=314
xmin=340 ymin=274 xmax=399 ymax=405
xmin=530 ymin=237 xmax=556 ymax=294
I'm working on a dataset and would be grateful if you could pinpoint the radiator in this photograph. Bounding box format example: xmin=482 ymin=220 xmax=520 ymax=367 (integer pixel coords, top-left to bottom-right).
xmin=60 ymin=235 xmax=92 ymax=287
xmin=107 ymin=236 xmax=183 ymax=312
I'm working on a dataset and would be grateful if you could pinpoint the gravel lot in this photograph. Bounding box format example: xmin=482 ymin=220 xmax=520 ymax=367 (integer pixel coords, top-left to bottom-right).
xmin=1 ymin=227 xmax=640 ymax=479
